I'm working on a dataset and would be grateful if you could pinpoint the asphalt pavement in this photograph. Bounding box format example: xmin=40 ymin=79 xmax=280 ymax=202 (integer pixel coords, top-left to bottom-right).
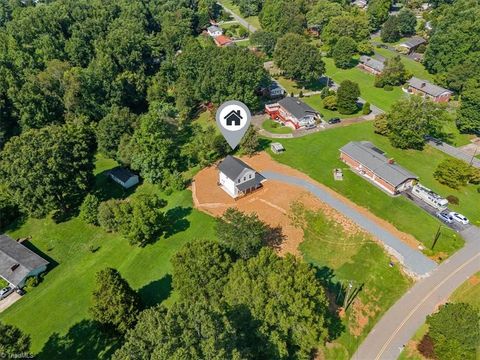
xmin=216 ymin=2 xmax=258 ymax=33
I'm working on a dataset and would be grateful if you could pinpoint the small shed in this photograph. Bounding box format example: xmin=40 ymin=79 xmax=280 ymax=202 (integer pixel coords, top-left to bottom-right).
xmin=109 ymin=167 xmax=139 ymax=189
xmin=271 ymin=142 xmax=285 ymax=154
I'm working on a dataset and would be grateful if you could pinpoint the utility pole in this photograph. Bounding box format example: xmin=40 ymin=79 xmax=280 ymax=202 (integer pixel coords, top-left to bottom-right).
xmin=469 ymin=146 xmax=478 ymax=166
xmin=431 ymin=225 xmax=442 ymax=250
xmin=343 ymin=281 xmax=353 ymax=309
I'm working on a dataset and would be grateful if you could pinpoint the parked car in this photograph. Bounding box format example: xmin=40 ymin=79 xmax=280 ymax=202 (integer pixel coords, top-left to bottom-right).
xmin=436 ymin=212 xmax=453 ymax=224
xmin=449 ymin=212 xmax=469 ymax=225
xmin=304 ymin=123 xmax=317 ymax=130
xmin=0 ymin=286 xmax=13 ymax=300
xmin=328 ymin=118 xmax=341 ymax=124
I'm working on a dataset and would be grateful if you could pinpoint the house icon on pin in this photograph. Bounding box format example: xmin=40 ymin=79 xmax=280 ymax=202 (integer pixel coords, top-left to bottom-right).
xmin=224 ymin=110 xmax=243 ymax=126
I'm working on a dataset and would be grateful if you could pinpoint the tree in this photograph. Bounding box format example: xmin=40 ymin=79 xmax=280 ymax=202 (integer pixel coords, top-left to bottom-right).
xmin=306 ymin=0 xmax=345 ymax=33
xmin=386 ymin=96 xmax=449 ymax=149
xmin=250 ymin=30 xmax=277 ymax=56
xmin=323 ymin=95 xmax=337 ymax=110
xmin=426 ymin=302 xmax=480 ymax=360
xmin=79 ymin=194 xmax=100 ymax=225
xmin=0 ymin=321 xmax=31 ymax=356
xmin=274 ymin=33 xmax=325 ymax=83
xmin=113 ymin=301 xmax=257 ymax=360
xmin=367 ymin=0 xmax=393 ymax=30
xmin=223 ymin=248 xmax=329 ymax=359
xmin=332 ymin=36 xmax=357 ymax=69
xmin=172 ymin=240 xmax=233 ymax=303
xmin=322 ymin=14 xmax=370 ymax=46
xmin=374 ymin=55 xmax=409 ymax=87
xmin=216 ymin=208 xmax=270 ymax=259
xmin=457 ymin=83 xmax=480 ymax=133
xmin=0 ymin=122 xmax=96 ymax=217
xmin=89 ymin=268 xmax=141 ymax=335
xmin=259 ymin=0 xmax=306 ymax=36
xmin=96 ymin=106 xmax=137 ymax=158
xmin=240 ymin=126 xmax=260 ymax=155
xmin=396 ymin=9 xmax=417 ymax=36
xmin=336 ymin=80 xmax=360 ymax=114
xmin=434 ymin=159 xmax=480 ymax=189
xmin=362 ymin=102 xmax=371 ymax=115
xmin=129 ymin=113 xmax=179 ymax=185
xmin=358 ymin=41 xmax=375 ymax=55
xmin=381 ymin=15 xmax=401 ymax=43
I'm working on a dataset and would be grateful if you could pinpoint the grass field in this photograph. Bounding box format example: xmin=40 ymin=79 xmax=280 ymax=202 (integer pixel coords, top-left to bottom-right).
xmin=442 ymin=120 xmax=475 ymax=147
xmin=269 ymin=121 xmax=476 ymax=257
xmin=373 ymin=47 xmax=435 ymax=82
xmin=324 ymin=58 xmax=405 ymax=112
xmin=262 ymin=119 xmax=293 ymax=134
xmin=0 ymin=278 xmax=8 ymax=289
xmin=0 ymin=156 xmax=217 ymax=358
xmin=274 ymin=76 xmax=325 ymax=95
xmin=303 ymin=94 xmax=362 ymax=121
xmin=219 ymin=0 xmax=261 ymax=30
xmin=295 ymin=204 xmax=411 ymax=359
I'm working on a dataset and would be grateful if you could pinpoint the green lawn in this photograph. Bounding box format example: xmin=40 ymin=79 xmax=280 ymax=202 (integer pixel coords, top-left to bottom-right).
xmin=219 ymin=0 xmax=261 ymax=30
xmin=295 ymin=204 xmax=411 ymax=359
xmin=274 ymin=76 xmax=325 ymax=95
xmin=324 ymin=58 xmax=406 ymax=112
xmin=0 ymin=156 xmax=217 ymax=358
xmin=0 ymin=278 xmax=8 ymax=289
xmin=269 ymin=121 xmax=475 ymax=258
xmin=442 ymin=120 xmax=475 ymax=147
xmin=303 ymin=94 xmax=362 ymax=121
xmin=262 ymin=119 xmax=293 ymax=134
xmin=373 ymin=47 xmax=434 ymax=82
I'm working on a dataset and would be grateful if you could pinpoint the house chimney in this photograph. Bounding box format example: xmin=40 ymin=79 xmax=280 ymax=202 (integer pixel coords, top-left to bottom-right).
xmin=421 ymin=82 xmax=426 ymax=88
xmin=388 ymin=158 xmax=395 ymax=164
xmin=11 ymin=263 xmax=19 ymax=271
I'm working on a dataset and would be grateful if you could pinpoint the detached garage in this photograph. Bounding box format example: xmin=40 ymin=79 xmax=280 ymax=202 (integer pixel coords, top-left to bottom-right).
xmin=0 ymin=234 xmax=49 ymax=288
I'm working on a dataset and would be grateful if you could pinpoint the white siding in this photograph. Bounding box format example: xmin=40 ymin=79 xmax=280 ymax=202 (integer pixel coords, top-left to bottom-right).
xmin=219 ymin=171 xmax=238 ymax=197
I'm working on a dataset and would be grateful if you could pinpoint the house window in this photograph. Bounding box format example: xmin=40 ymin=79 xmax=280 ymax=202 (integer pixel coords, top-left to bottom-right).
xmin=244 ymin=176 xmax=246 ymax=181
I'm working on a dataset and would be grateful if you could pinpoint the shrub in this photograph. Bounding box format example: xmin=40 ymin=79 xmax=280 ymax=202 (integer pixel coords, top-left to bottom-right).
xmin=357 ymin=41 xmax=374 ymax=55
xmin=24 ymin=276 xmax=40 ymax=292
xmin=320 ymin=87 xmax=331 ymax=99
xmin=446 ymin=195 xmax=459 ymax=205
xmin=434 ymin=158 xmax=478 ymax=189
xmin=373 ymin=114 xmax=389 ymax=135
xmin=323 ymin=95 xmax=337 ymax=110
xmin=299 ymin=91 xmax=304 ymax=98
xmin=417 ymin=334 xmax=435 ymax=359
xmin=362 ymin=102 xmax=371 ymax=115
xmin=384 ymin=84 xmax=393 ymax=91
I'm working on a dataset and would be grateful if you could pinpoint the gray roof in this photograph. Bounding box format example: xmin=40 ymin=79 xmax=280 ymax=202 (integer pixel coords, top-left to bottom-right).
xmin=207 ymin=25 xmax=221 ymax=33
xmin=278 ymin=97 xmax=318 ymax=120
xmin=218 ymin=156 xmax=255 ymax=181
xmin=407 ymin=77 xmax=452 ymax=97
xmin=109 ymin=167 xmax=137 ymax=183
xmin=359 ymin=56 xmax=385 ymax=72
xmin=0 ymin=234 xmax=49 ymax=287
xmin=400 ymin=37 xmax=426 ymax=49
xmin=340 ymin=141 xmax=418 ymax=187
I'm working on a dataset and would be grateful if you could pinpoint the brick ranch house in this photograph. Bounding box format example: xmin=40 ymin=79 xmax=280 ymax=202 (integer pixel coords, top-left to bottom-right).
xmin=340 ymin=141 xmax=418 ymax=195
xmin=265 ymin=97 xmax=320 ymax=129
xmin=358 ymin=56 xmax=385 ymax=75
xmin=406 ymin=77 xmax=453 ymax=103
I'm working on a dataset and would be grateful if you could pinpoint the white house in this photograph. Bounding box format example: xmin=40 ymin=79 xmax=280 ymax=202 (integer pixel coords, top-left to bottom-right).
xmin=207 ymin=25 xmax=223 ymax=37
xmin=218 ymin=156 xmax=265 ymax=198
xmin=109 ymin=167 xmax=139 ymax=189
xmin=0 ymin=234 xmax=49 ymax=288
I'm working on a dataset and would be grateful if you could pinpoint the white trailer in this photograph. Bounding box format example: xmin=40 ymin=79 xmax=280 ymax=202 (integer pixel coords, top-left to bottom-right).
xmin=411 ymin=184 xmax=448 ymax=211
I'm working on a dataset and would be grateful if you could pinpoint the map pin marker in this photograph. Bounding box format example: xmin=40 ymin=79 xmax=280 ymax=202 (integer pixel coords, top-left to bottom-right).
xmin=216 ymin=100 xmax=252 ymax=149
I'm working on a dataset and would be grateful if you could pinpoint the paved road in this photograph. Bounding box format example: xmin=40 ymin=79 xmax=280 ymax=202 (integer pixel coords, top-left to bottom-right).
xmin=261 ymin=171 xmax=438 ymax=278
xmin=354 ymin=225 xmax=480 ymax=360
xmin=427 ymin=139 xmax=480 ymax=169
xmin=217 ymin=2 xmax=258 ymax=32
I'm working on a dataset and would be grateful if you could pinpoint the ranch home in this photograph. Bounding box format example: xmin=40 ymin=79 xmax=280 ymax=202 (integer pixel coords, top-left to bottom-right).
xmin=358 ymin=56 xmax=385 ymax=75
xmin=265 ymin=97 xmax=320 ymax=129
xmin=397 ymin=37 xmax=426 ymax=54
xmin=406 ymin=77 xmax=452 ymax=103
xmin=218 ymin=156 xmax=265 ymax=198
xmin=207 ymin=25 xmax=222 ymax=37
xmin=0 ymin=234 xmax=49 ymax=288
xmin=340 ymin=141 xmax=418 ymax=195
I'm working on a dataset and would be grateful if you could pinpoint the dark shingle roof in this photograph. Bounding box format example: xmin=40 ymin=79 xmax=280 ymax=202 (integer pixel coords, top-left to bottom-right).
xmin=0 ymin=234 xmax=49 ymax=287
xmin=278 ymin=97 xmax=318 ymax=120
xmin=218 ymin=156 xmax=255 ymax=181
xmin=359 ymin=56 xmax=385 ymax=72
xmin=407 ymin=77 xmax=452 ymax=97
xmin=400 ymin=37 xmax=426 ymax=49
xmin=109 ymin=167 xmax=137 ymax=183
xmin=340 ymin=141 xmax=418 ymax=187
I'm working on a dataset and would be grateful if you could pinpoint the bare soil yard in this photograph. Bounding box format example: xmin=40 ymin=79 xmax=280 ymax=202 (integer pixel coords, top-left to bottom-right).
xmin=192 ymin=152 xmax=421 ymax=255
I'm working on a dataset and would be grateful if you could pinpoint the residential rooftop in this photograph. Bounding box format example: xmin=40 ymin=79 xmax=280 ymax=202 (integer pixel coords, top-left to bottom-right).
xmin=359 ymin=56 xmax=385 ymax=72
xmin=407 ymin=77 xmax=452 ymax=97
xmin=278 ymin=97 xmax=318 ymax=120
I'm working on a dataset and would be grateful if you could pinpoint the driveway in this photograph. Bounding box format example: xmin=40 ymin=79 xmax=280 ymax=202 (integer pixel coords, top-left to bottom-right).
xmin=353 ymin=225 xmax=480 ymax=360
xmin=261 ymin=171 xmax=438 ymax=278
xmin=0 ymin=292 xmax=21 ymax=313
xmin=217 ymin=2 xmax=258 ymax=32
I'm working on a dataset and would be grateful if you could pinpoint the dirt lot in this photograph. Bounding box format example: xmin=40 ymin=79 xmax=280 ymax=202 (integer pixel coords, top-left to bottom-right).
xmin=192 ymin=152 xmax=421 ymax=256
